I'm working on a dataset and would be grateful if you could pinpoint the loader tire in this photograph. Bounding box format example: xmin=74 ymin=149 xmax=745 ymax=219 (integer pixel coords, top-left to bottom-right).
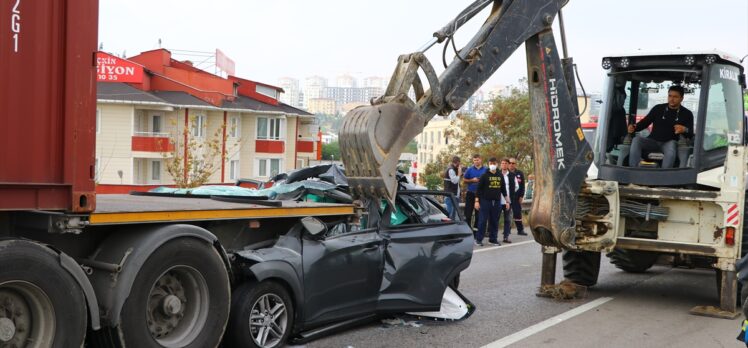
xmin=562 ymin=250 xmax=601 ymax=287
xmin=606 ymin=248 xmax=659 ymax=273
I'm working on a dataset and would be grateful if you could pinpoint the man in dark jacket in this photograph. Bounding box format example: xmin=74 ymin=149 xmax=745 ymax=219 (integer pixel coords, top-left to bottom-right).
xmin=628 ymin=85 xmax=694 ymax=168
xmin=475 ymin=157 xmax=510 ymax=246
xmin=508 ymin=158 xmax=527 ymax=236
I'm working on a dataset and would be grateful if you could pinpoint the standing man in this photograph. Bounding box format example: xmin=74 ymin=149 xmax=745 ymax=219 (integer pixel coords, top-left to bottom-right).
xmin=463 ymin=154 xmax=487 ymax=234
xmin=475 ymin=157 xmax=510 ymax=246
xmin=443 ymin=156 xmax=462 ymax=218
xmin=508 ymin=158 xmax=528 ymax=236
xmin=500 ymin=158 xmax=516 ymax=243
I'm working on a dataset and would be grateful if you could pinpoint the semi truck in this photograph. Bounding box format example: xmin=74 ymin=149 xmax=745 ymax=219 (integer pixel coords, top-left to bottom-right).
xmin=1 ymin=1 xmax=475 ymax=347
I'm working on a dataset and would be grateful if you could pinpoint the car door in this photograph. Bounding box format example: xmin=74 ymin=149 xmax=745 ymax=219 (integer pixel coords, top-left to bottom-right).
xmin=301 ymin=221 xmax=384 ymax=326
xmin=377 ymin=191 xmax=474 ymax=312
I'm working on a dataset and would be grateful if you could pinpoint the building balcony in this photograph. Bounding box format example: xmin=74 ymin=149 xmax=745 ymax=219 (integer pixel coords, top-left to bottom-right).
xmin=296 ymin=139 xmax=316 ymax=153
xmin=256 ymin=139 xmax=285 ymax=153
xmin=132 ymin=132 xmax=174 ymax=152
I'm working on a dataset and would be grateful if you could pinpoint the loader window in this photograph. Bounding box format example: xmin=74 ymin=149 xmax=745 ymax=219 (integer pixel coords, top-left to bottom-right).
xmin=703 ymin=64 xmax=744 ymax=151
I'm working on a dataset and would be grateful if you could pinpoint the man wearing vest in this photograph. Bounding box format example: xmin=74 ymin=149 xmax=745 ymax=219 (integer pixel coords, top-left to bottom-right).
xmin=475 ymin=157 xmax=510 ymax=246
xmin=508 ymin=158 xmax=528 ymax=236
xmin=463 ymin=154 xmax=487 ymax=234
xmin=443 ymin=156 xmax=462 ymax=218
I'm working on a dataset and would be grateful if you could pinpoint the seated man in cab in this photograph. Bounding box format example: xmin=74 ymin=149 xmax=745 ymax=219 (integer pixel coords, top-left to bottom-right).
xmin=627 ymin=85 xmax=694 ymax=168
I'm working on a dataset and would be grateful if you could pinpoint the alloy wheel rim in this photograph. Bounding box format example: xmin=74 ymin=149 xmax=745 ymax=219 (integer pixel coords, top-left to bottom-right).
xmin=249 ymin=293 xmax=287 ymax=348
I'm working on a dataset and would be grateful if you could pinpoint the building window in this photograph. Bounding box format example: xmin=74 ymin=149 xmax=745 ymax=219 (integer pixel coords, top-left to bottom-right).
xmin=151 ymin=160 xmax=161 ymax=181
xmin=191 ymin=115 xmax=206 ymax=138
xmin=256 ymin=85 xmax=278 ymax=100
xmin=152 ymin=115 xmax=162 ymax=133
xmin=229 ymin=160 xmax=239 ymax=180
xmin=296 ymin=159 xmax=305 ymax=169
xmin=229 ymin=116 xmax=241 ymax=138
xmin=438 ymin=131 xmax=442 ymax=144
xmin=430 ymin=131 xmax=434 ymax=144
xmin=257 ymin=117 xmax=283 ymax=140
xmin=256 ymin=158 xmax=282 ymax=177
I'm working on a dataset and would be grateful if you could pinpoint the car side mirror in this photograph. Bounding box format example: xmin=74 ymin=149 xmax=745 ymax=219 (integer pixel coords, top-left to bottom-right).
xmin=301 ymin=217 xmax=327 ymax=236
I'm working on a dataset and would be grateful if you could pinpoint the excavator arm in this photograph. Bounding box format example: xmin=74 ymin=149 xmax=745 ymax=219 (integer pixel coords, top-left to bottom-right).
xmin=339 ymin=0 xmax=592 ymax=248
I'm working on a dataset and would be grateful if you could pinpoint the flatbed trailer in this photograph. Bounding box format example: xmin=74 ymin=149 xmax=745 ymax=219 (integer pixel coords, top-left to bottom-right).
xmin=1 ymin=194 xmax=354 ymax=347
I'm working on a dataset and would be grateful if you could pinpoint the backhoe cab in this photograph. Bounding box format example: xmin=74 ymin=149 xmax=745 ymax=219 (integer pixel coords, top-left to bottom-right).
xmin=592 ymin=52 xmax=746 ymax=187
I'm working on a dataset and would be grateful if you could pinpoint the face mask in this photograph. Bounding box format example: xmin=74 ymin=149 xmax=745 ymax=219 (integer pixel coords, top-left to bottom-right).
xmin=489 ymin=164 xmax=497 ymax=171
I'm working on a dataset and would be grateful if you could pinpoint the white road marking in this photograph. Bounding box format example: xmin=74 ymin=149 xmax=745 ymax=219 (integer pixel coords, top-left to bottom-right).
xmin=473 ymin=240 xmax=535 ymax=253
xmin=482 ymin=296 xmax=614 ymax=348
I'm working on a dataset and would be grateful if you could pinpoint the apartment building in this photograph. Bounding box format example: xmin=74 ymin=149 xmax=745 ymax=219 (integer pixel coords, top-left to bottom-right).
xmin=415 ymin=117 xmax=460 ymax=179
xmin=95 ymin=50 xmax=319 ymax=193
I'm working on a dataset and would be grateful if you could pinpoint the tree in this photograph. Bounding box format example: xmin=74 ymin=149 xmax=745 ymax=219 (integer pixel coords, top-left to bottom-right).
xmin=418 ymin=152 xmax=451 ymax=190
xmin=162 ymin=116 xmax=234 ymax=188
xmin=403 ymin=140 xmax=418 ymax=154
xmin=321 ymin=141 xmax=340 ymax=160
xmin=449 ymin=81 xmax=534 ymax=173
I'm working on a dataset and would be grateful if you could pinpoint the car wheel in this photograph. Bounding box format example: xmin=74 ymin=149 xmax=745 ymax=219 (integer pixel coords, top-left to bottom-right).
xmin=0 ymin=240 xmax=87 ymax=348
xmin=116 ymin=237 xmax=230 ymax=348
xmin=227 ymin=281 xmax=294 ymax=348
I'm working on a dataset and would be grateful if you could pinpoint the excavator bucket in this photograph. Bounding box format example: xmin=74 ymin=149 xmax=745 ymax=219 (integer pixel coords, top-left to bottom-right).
xmin=339 ymin=102 xmax=427 ymax=202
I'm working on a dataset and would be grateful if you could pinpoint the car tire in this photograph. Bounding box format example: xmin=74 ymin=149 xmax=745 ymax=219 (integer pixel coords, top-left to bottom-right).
xmin=115 ymin=237 xmax=230 ymax=348
xmin=226 ymin=281 xmax=295 ymax=348
xmin=606 ymin=248 xmax=659 ymax=273
xmin=562 ymin=250 xmax=601 ymax=287
xmin=0 ymin=239 xmax=87 ymax=348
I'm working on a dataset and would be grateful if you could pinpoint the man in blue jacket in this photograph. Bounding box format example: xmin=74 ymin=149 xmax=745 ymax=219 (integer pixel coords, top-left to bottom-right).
xmin=463 ymin=154 xmax=487 ymax=234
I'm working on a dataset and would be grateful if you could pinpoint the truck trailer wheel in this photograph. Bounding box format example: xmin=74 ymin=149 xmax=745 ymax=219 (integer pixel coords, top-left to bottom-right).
xmin=226 ymin=281 xmax=294 ymax=348
xmin=117 ymin=238 xmax=230 ymax=348
xmin=606 ymin=248 xmax=659 ymax=273
xmin=562 ymin=250 xmax=601 ymax=287
xmin=0 ymin=240 xmax=87 ymax=348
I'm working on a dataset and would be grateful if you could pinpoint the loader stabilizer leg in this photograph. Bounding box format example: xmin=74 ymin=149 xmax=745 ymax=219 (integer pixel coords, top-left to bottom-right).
xmin=537 ymin=246 xmax=559 ymax=298
xmin=690 ymin=268 xmax=740 ymax=319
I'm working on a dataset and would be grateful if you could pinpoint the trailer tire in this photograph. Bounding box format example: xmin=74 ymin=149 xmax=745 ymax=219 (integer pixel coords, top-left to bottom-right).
xmin=562 ymin=250 xmax=601 ymax=287
xmin=226 ymin=281 xmax=294 ymax=348
xmin=606 ymin=248 xmax=659 ymax=273
xmin=116 ymin=237 xmax=230 ymax=348
xmin=0 ymin=239 xmax=87 ymax=348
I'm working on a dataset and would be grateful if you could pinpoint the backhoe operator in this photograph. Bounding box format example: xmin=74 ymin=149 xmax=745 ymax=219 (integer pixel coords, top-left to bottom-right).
xmin=627 ymin=85 xmax=694 ymax=168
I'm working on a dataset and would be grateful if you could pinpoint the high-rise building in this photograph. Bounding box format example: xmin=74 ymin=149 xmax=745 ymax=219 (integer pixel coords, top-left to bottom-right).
xmin=303 ymin=76 xmax=328 ymax=108
xmin=336 ymin=74 xmax=357 ymax=88
xmin=363 ymin=76 xmax=387 ymax=89
xmin=307 ymin=98 xmax=337 ymax=115
xmin=277 ymin=77 xmax=302 ymax=108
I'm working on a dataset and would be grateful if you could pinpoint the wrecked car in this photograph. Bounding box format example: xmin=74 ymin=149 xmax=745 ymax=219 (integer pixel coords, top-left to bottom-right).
xmin=149 ymin=166 xmax=474 ymax=348
xmin=226 ymin=188 xmax=474 ymax=347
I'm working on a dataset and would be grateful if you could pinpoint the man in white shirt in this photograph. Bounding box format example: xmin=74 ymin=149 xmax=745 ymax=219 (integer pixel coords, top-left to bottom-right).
xmin=500 ymin=158 xmax=516 ymax=243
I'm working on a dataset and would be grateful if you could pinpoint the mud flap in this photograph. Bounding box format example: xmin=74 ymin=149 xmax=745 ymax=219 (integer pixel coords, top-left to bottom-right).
xmin=406 ymin=286 xmax=476 ymax=321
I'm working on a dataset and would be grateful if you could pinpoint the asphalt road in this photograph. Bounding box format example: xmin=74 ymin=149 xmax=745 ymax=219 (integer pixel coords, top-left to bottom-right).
xmin=302 ymin=233 xmax=742 ymax=348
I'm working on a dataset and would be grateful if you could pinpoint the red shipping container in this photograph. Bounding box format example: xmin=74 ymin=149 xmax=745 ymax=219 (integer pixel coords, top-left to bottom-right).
xmin=0 ymin=0 xmax=98 ymax=212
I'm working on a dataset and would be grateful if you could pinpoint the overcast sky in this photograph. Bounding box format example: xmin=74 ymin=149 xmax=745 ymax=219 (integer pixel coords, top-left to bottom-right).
xmin=99 ymin=0 xmax=748 ymax=93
